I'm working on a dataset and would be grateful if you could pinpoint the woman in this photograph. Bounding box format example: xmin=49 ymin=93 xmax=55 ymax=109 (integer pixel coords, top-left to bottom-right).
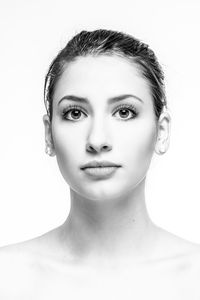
xmin=0 ymin=29 xmax=200 ymax=299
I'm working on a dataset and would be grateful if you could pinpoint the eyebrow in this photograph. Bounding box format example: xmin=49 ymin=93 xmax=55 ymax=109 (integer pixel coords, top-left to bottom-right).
xmin=58 ymin=94 xmax=144 ymax=106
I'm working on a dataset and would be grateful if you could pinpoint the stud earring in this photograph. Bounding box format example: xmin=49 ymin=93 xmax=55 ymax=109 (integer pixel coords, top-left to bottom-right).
xmin=155 ymin=143 xmax=166 ymax=155
xmin=45 ymin=145 xmax=52 ymax=156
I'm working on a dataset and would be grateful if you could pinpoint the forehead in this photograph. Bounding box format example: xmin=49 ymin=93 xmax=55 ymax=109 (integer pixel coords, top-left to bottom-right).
xmin=53 ymin=55 xmax=152 ymax=107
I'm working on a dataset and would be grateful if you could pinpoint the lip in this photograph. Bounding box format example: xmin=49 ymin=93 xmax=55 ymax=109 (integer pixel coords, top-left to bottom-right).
xmin=82 ymin=166 xmax=120 ymax=179
xmin=80 ymin=161 xmax=121 ymax=179
xmin=80 ymin=160 xmax=121 ymax=170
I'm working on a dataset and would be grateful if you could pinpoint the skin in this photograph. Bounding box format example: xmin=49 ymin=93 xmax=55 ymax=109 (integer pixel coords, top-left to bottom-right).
xmin=43 ymin=55 xmax=172 ymax=263
xmin=0 ymin=54 xmax=200 ymax=299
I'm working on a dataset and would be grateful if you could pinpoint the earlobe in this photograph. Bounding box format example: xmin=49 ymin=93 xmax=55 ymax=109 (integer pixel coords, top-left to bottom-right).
xmin=155 ymin=110 xmax=171 ymax=155
xmin=43 ymin=114 xmax=56 ymax=157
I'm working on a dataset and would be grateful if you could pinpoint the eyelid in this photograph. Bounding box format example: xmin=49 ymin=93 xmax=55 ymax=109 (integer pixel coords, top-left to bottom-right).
xmin=113 ymin=103 xmax=137 ymax=113
xmin=61 ymin=103 xmax=138 ymax=114
xmin=112 ymin=103 xmax=138 ymax=121
xmin=62 ymin=104 xmax=87 ymax=122
xmin=62 ymin=104 xmax=87 ymax=115
xmin=113 ymin=104 xmax=138 ymax=116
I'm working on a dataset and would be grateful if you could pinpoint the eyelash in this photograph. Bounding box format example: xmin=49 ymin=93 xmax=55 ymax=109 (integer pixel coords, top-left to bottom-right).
xmin=62 ymin=105 xmax=85 ymax=121
xmin=62 ymin=104 xmax=138 ymax=121
xmin=114 ymin=104 xmax=138 ymax=120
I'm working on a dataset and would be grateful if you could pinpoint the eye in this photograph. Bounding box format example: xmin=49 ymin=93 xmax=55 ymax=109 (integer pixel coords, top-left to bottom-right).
xmin=113 ymin=104 xmax=138 ymax=121
xmin=62 ymin=105 xmax=87 ymax=121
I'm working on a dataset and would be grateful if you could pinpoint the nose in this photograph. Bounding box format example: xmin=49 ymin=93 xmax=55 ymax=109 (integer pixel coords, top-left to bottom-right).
xmin=86 ymin=119 xmax=112 ymax=154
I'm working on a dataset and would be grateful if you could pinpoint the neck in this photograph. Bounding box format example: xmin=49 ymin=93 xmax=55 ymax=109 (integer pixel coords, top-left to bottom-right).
xmin=59 ymin=178 xmax=157 ymax=265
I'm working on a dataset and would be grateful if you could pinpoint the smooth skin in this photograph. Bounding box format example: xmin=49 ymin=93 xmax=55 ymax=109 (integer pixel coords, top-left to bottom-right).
xmin=0 ymin=55 xmax=200 ymax=300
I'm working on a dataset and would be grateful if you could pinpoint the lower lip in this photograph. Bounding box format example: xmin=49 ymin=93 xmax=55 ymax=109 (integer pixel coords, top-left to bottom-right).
xmin=82 ymin=167 xmax=120 ymax=178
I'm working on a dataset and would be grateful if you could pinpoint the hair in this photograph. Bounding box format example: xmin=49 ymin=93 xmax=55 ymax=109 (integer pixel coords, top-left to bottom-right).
xmin=44 ymin=29 xmax=167 ymax=122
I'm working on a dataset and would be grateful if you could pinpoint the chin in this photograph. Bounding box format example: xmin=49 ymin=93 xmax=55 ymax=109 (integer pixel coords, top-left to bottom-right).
xmin=70 ymin=182 xmax=138 ymax=204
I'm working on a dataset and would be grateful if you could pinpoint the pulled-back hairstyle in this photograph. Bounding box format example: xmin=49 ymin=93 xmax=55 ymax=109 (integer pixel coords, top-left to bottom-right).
xmin=44 ymin=29 xmax=167 ymax=121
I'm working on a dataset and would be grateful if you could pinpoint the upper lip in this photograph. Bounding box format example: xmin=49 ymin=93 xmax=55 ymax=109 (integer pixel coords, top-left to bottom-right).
xmin=81 ymin=160 xmax=121 ymax=169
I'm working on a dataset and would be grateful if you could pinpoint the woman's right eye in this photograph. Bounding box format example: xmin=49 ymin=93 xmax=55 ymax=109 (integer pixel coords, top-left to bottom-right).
xmin=62 ymin=105 xmax=87 ymax=121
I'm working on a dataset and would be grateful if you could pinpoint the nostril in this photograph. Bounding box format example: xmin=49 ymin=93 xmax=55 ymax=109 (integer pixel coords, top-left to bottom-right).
xmin=86 ymin=142 xmax=112 ymax=153
xmin=88 ymin=146 xmax=94 ymax=152
xmin=86 ymin=144 xmax=98 ymax=153
xmin=102 ymin=145 xmax=110 ymax=150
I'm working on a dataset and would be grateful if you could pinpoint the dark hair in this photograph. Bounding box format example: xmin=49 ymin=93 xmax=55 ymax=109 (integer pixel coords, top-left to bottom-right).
xmin=44 ymin=29 xmax=167 ymax=122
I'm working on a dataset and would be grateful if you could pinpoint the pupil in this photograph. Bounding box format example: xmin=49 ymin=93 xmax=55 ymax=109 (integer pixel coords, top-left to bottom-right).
xmin=72 ymin=110 xmax=81 ymax=119
xmin=120 ymin=109 xmax=129 ymax=118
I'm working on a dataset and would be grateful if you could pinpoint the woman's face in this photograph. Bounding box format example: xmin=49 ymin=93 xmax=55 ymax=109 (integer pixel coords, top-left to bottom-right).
xmin=50 ymin=55 xmax=158 ymax=201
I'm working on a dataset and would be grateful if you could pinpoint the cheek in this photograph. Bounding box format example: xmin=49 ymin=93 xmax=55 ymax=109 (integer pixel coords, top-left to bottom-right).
xmin=51 ymin=125 xmax=81 ymax=179
xmin=52 ymin=121 xmax=82 ymax=156
xmin=122 ymin=121 xmax=157 ymax=171
xmin=116 ymin=123 xmax=157 ymax=192
xmin=138 ymin=124 xmax=157 ymax=157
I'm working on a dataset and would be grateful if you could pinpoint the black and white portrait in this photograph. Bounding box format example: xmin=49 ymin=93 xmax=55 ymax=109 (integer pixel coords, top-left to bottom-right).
xmin=0 ymin=1 xmax=200 ymax=299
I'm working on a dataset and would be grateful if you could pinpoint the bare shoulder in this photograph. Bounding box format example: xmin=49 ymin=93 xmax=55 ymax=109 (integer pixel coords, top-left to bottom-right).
xmin=0 ymin=236 xmax=55 ymax=299
xmin=0 ymin=228 xmax=71 ymax=298
xmin=0 ymin=244 xmax=35 ymax=297
xmin=152 ymin=226 xmax=200 ymax=278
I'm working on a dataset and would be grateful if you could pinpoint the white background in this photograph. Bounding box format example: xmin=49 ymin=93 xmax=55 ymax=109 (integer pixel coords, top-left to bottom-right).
xmin=0 ymin=0 xmax=200 ymax=247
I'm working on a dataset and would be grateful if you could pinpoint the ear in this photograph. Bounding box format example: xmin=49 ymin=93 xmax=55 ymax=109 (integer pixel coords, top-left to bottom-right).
xmin=155 ymin=109 xmax=171 ymax=155
xmin=43 ymin=114 xmax=56 ymax=157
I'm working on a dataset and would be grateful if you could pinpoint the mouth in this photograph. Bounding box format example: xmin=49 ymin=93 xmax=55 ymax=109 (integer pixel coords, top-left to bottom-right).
xmin=80 ymin=160 xmax=121 ymax=179
xmin=80 ymin=160 xmax=121 ymax=170
xmin=81 ymin=166 xmax=120 ymax=178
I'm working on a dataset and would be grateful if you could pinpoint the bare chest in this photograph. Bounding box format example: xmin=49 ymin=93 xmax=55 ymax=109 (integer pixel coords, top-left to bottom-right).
xmin=2 ymin=256 xmax=200 ymax=300
xmin=27 ymin=264 xmax=199 ymax=300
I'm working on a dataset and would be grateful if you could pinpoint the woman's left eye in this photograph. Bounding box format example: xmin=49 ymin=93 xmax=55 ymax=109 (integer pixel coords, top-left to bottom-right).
xmin=113 ymin=104 xmax=138 ymax=121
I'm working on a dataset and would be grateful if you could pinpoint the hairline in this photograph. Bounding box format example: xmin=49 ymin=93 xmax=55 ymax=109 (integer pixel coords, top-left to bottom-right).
xmin=50 ymin=52 xmax=154 ymax=110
